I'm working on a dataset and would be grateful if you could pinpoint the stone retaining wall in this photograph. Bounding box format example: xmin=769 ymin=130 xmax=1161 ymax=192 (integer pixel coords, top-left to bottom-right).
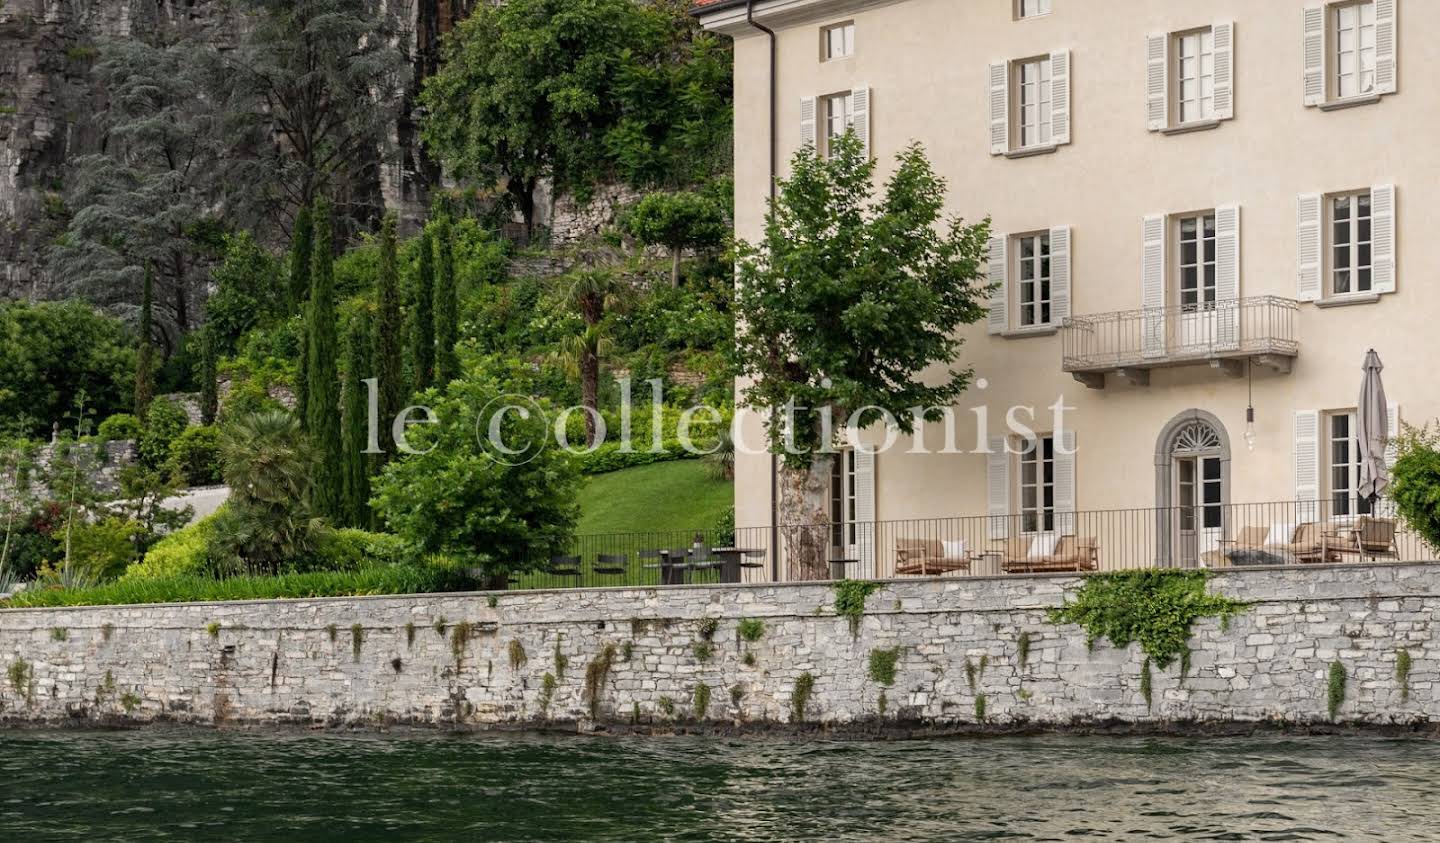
xmin=1 ymin=564 xmax=1437 ymax=733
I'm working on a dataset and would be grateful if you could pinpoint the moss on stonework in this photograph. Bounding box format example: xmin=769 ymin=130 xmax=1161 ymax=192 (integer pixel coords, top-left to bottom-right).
xmin=50 ymin=627 xmax=67 ymax=642
xmin=974 ymin=693 xmax=987 ymax=722
xmin=206 ymin=622 xmax=220 ymax=639
xmin=351 ymin=624 xmax=365 ymax=662
xmin=694 ymin=682 xmax=712 ymax=720
xmin=584 ymin=644 xmax=617 ymax=720
xmin=1017 ymin=631 xmax=1032 ymax=667
xmin=101 ymin=623 xmax=114 ymax=642
xmin=553 ymin=636 xmax=569 ymax=679
xmin=742 ymin=651 xmax=756 ymax=667
xmin=1140 ymin=658 xmax=1153 ymax=710
xmin=120 ymin=692 xmax=140 ymax=713
xmin=868 ymin=646 xmax=902 ymax=687
xmin=692 ymin=641 xmax=714 ymax=663
xmin=487 ymin=595 xmax=499 ymax=609
xmin=729 ymin=684 xmax=744 ymax=707
xmin=877 ymin=690 xmax=888 ymax=718
xmin=791 ymin=672 xmax=815 ymax=723
xmin=1327 ymin=660 xmax=1347 ymax=721
xmin=508 ymin=639 xmax=527 ymax=671
xmin=326 ymin=624 xmax=338 ymax=643
xmin=451 ymin=622 xmax=473 ymax=666
xmin=1396 ymin=648 xmax=1412 ymax=703
xmin=737 ymin=618 xmax=765 ymax=642
xmin=697 ymin=617 xmax=719 ymax=641
xmin=621 ymin=641 xmax=634 ymax=662
xmin=832 ymin=580 xmax=881 ymax=637
xmin=434 ymin=617 xmax=447 ymax=637
xmin=658 ymin=696 xmax=675 ymax=718
xmin=539 ymin=673 xmax=557 ymax=717
xmin=405 ymin=622 xmax=416 ymax=648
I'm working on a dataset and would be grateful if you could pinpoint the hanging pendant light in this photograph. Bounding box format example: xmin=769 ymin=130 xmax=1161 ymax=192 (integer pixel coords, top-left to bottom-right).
xmin=1243 ymin=361 xmax=1256 ymax=452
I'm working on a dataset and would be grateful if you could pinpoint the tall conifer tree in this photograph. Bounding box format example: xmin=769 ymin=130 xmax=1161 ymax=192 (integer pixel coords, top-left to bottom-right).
xmin=409 ymin=227 xmax=436 ymax=392
xmin=291 ymin=207 xmax=315 ymax=424
xmin=434 ymin=217 xmax=460 ymax=385
xmin=134 ymin=265 xmax=156 ymax=418
xmin=374 ymin=212 xmax=404 ymax=456
xmin=341 ymin=312 xmax=372 ymax=527
xmin=304 ymin=200 xmax=343 ymax=520
xmin=199 ymin=326 xmax=219 ymax=424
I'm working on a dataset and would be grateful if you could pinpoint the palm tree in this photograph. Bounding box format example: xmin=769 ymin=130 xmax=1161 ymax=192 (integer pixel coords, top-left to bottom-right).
xmin=554 ymin=266 xmax=622 ymax=448
xmin=214 ymin=410 xmax=322 ymax=575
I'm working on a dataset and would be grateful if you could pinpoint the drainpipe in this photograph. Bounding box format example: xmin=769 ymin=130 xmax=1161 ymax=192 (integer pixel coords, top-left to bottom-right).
xmin=745 ymin=0 xmax=781 ymax=581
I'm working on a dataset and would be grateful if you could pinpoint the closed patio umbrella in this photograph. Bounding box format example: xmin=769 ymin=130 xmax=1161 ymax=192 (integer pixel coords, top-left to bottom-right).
xmin=1356 ymin=349 xmax=1390 ymax=504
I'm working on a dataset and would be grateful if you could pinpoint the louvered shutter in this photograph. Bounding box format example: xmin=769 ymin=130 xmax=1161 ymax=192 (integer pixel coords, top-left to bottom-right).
xmin=1375 ymin=0 xmax=1397 ymax=94
xmin=1371 ymin=184 xmax=1396 ymax=293
xmin=1297 ymin=194 xmax=1323 ymax=301
xmin=1142 ymin=215 xmax=1167 ymax=357
xmin=1053 ymin=430 xmax=1076 ymax=536
xmin=987 ymin=235 xmax=1008 ymax=335
xmin=1214 ymin=205 xmax=1241 ymax=349
xmin=852 ymin=448 xmax=876 ymax=574
xmin=1050 ymin=226 xmax=1071 ymax=324
xmin=1213 ymin=22 xmax=1235 ymax=119
xmin=1295 ymin=410 xmax=1321 ymax=523
xmin=1303 ymin=7 xmax=1325 ymax=106
xmin=1146 ymin=35 xmax=1168 ymax=131
xmin=851 ymin=86 xmax=871 ymax=159
xmin=800 ymin=96 xmax=816 ymax=148
xmin=989 ymin=63 xmax=1009 ymax=155
xmin=1050 ymin=50 xmax=1071 ymax=145
xmin=987 ymin=436 xmax=1010 ymax=539
xmin=1385 ymin=403 xmax=1401 ymax=476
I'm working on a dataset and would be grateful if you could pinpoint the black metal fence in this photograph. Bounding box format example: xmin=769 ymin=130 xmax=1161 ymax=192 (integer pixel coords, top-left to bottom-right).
xmin=511 ymin=500 xmax=1436 ymax=590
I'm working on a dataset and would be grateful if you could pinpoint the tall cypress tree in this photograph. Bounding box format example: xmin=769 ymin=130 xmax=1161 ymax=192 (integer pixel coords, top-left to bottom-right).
xmin=199 ymin=326 xmax=218 ymax=425
xmin=375 ymin=212 xmax=404 ymax=455
xmin=409 ymin=226 xmax=436 ymax=392
xmin=290 ymin=206 xmax=315 ymax=425
xmin=340 ymin=312 xmax=373 ymax=528
xmin=434 ymin=216 xmax=460 ymax=385
xmin=304 ymin=200 xmax=343 ymax=521
xmin=135 ymin=264 xmax=156 ymax=418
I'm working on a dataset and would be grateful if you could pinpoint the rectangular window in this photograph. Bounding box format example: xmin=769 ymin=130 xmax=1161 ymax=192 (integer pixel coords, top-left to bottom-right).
xmin=1019 ymin=435 xmax=1055 ymax=534
xmin=1015 ymin=232 xmax=1052 ymax=327
xmin=829 ymin=450 xmax=857 ymax=548
xmin=823 ymin=92 xmax=854 ymax=158
xmin=822 ymin=22 xmax=854 ymax=61
xmin=1334 ymin=2 xmax=1377 ymax=99
xmin=1175 ymin=29 xmax=1216 ymax=123
xmin=1329 ymin=412 xmax=1373 ymax=516
xmin=1331 ymin=193 xmax=1373 ymax=295
xmin=1016 ymin=0 xmax=1051 ymax=18
xmin=1015 ymin=58 xmax=1052 ymax=148
xmin=1177 ymin=213 xmax=1217 ymax=311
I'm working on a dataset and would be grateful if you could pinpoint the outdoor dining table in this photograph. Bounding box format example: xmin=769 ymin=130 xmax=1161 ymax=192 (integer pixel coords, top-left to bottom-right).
xmin=642 ymin=550 xmax=694 ymax=585
xmin=711 ymin=547 xmax=765 ymax=584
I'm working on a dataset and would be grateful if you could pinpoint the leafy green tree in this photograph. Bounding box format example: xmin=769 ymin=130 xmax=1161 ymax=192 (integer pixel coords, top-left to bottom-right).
xmin=372 ymin=372 xmax=581 ymax=587
xmin=304 ymin=201 xmax=343 ymax=520
xmin=733 ymin=135 xmax=991 ymax=579
xmin=433 ymin=216 xmax=460 ymax=385
xmin=374 ymin=212 xmax=404 ymax=453
xmin=0 ymin=301 xmax=135 ymax=439
xmin=1391 ymin=424 xmax=1440 ymax=551
xmin=223 ymin=0 xmax=408 ymax=229
xmin=288 ymin=205 xmax=314 ymax=313
xmin=135 ymin=265 xmax=156 ymax=418
xmin=207 ymin=231 xmax=284 ymax=356
xmin=421 ymin=0 xmax=668 ymax=236
xmin=208 ymin=410 xmax=321 ymax=575
xmin=138 ymin=398 xmax=191 ymax=470
xmin=167 ymin=424 xmax=223 ymax=487
xmin=623 ymin=190 xmax=728 ymax=286
xmin=340 ymin=311 xmax=373 ymax=528
xmin=409 ymin=227 xmax=436 ymax=392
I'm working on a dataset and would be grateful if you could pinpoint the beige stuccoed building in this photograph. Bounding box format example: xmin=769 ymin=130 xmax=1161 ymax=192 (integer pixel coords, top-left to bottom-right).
xmin=695 ymin=0 xmax=1436 ymax=576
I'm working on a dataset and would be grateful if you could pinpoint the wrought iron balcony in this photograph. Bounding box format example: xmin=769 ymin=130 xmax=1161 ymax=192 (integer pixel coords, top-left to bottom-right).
xmin=1059 ymin=296 xmax=1299 ymax=389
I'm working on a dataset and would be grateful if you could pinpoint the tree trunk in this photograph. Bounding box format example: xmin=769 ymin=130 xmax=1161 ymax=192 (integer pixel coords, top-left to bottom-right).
xmin=510 ymin=177 xmax=537 ymax=242
xmin=670 ymin=247 xmax=682 ymax=287
xmin=581 ymin=346 xmax=599 ymax=448
xmin=777 ymin=453 xmax=834 ymax=581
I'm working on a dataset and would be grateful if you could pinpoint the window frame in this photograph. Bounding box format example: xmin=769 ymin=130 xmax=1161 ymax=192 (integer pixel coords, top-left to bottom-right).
xmin=1012 ymin=56 xmax=1053 ymax=150
xmin=1012 ymin=231 xmax=1053 ymax=329
xmin=1017 ymin=434 xmax=1056 ymax=535
xmin=1325 ymin=410 xmax=1374 ymax=516
xmin=821 ymin=91 xmax=855 ymax=159
xmin=1014 ymin=0 xmax=1052 ymax=20
xmin=828 ymin=448 xmax=857 ymax=549
xmin=1331 ymin=1 xmax=1378 ymax=101
xmin=1327 ymin=190 xmax=1373 ymax=297
xmin=820 ymin=21 xmax=855 ymax=62
xmin=1172 ymin=26 xmax=1216 ymax=125
xmin=1172 ymin=211 xmax=1218 ymax=312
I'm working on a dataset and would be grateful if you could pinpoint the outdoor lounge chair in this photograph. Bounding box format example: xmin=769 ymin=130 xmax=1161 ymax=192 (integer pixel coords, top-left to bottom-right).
xmin=1324 ymin=516 xmax=1399 ymax=562
xmin=1000 ymin=535 xmax=1099 ymax=574
xmin=894 ymin=538 xmax=972 ymax=576
xmin=1216 ymin=523 xmax=1322 ymax=564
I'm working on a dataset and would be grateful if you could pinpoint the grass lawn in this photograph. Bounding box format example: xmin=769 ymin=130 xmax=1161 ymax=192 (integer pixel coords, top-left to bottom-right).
xmin=577 ymin=459 xmax=732 ymax=536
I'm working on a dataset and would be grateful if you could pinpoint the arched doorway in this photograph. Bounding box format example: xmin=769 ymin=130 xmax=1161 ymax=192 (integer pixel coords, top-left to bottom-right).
xmin=1154 ymin=410 xmax=1231 ymax=567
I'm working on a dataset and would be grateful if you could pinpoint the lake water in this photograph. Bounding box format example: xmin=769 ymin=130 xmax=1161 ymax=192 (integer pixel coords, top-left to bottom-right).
xmin=1 ymin=730 xmax=1436 ymax=841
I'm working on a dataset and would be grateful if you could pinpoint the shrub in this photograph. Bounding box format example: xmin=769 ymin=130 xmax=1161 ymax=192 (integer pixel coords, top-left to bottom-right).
xmin=67 ymin=517 xmax=143 ymax=581
xmin=0 ymin=300 xmax=136 ymax=438
xmin=123 ymin=513 xmax=218 ymax=581
xmin=167 ymin=425 xmax=222 ymax=487
xmin=574 ymin=439 xmax=696 ymax=475
xmin=299 ymin=528 xmax=409 ymax=573
xmin=1391 ymin=423 xmax=1440 ymax=552
xmin=97 ymin=414 xmax=141 ymax=442
xmin=206 ymin=411 xmax=319 ymax=576
xmin=139 ymin=399 xmax=190 ymax=469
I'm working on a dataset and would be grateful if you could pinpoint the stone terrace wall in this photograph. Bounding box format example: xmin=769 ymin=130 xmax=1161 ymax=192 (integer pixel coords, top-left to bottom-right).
xmin=1 ymin=564 xmax=1437 ymax=733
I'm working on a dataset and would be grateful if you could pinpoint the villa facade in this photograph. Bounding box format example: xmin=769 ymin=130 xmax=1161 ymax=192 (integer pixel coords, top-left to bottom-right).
xmin=695 ymin=0 xmax=1437 ymax=574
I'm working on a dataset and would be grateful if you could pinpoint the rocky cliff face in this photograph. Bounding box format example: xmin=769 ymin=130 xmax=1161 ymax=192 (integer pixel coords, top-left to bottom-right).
xmin=0 ymin=0 xmax=465 ymax=299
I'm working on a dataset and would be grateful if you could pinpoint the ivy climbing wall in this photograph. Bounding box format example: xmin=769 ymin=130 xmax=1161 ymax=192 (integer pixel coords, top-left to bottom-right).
xmin=0 ymin=563 xmax=1437 ymax=732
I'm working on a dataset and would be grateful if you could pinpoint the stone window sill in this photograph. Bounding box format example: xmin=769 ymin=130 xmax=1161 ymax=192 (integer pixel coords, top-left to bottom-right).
xmin=1004 ymin=144 xmax=1057 ymax=160
xmin=1315 ymin=293 xmax=1382 ymax=308
xmin=1160 ymin=119 xmax=1221 ymax=136
xmin=1001 ymin=325 xmax=1058 ymax=339
xmin=1319 ymin=94 xmax=1381 ymax=112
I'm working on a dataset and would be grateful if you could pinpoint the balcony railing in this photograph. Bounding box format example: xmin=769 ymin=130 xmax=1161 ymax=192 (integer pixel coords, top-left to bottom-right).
xmin=507 ymin=500 xmax=1436 ymax=589
xmin=1060 ymin=296 xmax=1299 ymax=388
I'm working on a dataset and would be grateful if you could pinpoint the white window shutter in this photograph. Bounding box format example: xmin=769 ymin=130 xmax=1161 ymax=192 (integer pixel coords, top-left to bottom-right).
xmin=1213 ymin=21 xmax=1235 ymax=120
xmin=1049 ymin=50 xmax=1071 ymax=145
xmin=1141 ymin=215 xmax=1167 ymax=357
xmin=988 ymin=63 xmax=1009 ymax=155
xmin=987 ymin=235 xmax=1008 ymax=335
xmin=1295 ymin=410 xmax=1321 ymax=523
xmin=1214 ymin=204 xmax=1241 ymax=349
xmin=1375 ymin=0 xmax=1397 ymax=94
xmin=1053 ymin=430 xmax=1076 ymax=536
xmin=1146 ymin=34 xmax=1169 ymax=131
xmin=1050 ymin=226 xmax=1071 ymax=324
xmin=1371 ymin=184 xmax=1396 ymax=293
xmin=1297 ymin=194 xmax=1323 ymax=301
xmin=851 ymin=86 xmax=871 ymax=159
xmin=987 ymin=436 xmax=1010 ymax=539
xmin=852 ymin=448 xmax=876 ymax=571
xmin=1302 ymin=6 xmax=1325 ymax=106
xmin=800 ymin=95 xmax=816 ymax=148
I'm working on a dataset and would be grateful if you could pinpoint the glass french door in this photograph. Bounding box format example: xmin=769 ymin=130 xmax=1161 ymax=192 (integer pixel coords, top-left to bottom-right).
xmin=1176 ymin=455 xmax=1223 ymax=565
